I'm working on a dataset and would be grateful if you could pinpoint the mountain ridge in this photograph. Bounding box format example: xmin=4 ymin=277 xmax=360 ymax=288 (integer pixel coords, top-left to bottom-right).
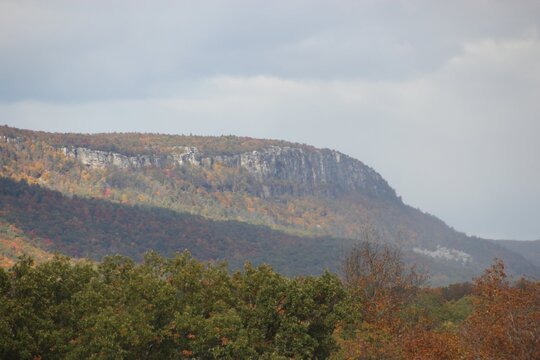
xmin=1 ymin=125 xmax=538 ymax=284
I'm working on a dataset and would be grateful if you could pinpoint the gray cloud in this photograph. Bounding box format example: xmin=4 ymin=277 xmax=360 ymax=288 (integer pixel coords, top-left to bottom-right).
xmin=2 ymin=0 xmax=539 ymax=101
xmin=1 ymin=0 xmax=540 ymax=240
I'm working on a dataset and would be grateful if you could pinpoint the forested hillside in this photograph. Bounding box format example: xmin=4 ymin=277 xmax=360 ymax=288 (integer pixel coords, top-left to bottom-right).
xmin=0 ymin=177 xmax=349 ymax=275
xmin=0 ymin=125 xmax=538 ymax=284
xmin=0 ymin=221 xmax=54 ymax=268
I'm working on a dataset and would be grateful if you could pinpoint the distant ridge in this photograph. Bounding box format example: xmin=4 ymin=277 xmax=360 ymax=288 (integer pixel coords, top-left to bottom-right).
xmin=492 ymin=239 xmax=540 ymax=268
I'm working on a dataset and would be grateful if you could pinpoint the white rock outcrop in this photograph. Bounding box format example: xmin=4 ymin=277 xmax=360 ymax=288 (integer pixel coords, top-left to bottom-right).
xmin=62 ymin=145 xmax=398 ymax=199
xmin=413 ymin=246 xmax=472 ymax=264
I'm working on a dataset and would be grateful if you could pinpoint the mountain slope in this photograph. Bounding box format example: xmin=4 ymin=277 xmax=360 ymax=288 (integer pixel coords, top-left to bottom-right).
xmin=493 ymin=239 xmax=540 ymax=268
xmin=1 ymin=125 xmax=538 ymax=284
xmin=0 ymin=177 xmax=350 ymax=275
xmin=0 ymin=220 xmax=55 ymax=267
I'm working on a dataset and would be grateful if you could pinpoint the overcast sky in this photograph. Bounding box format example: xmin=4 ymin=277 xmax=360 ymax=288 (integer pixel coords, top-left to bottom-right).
xmin=1 ymin=0 xmax=539 ymax=240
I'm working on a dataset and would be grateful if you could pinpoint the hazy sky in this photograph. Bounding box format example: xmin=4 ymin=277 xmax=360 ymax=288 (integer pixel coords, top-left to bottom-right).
xmin=1 ymin=0 xmax=539 ymax=240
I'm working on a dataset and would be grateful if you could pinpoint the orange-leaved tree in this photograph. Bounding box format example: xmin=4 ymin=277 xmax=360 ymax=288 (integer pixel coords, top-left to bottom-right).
xmin=337 ymin=240 xmax=428 ymax=359
xmin=461 ymin=259 xmax=540 ymax=360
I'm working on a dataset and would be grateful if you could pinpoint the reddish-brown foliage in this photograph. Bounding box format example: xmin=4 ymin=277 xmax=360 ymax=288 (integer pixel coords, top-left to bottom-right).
xmin=461 ymin=260 xmax=540 ymax=360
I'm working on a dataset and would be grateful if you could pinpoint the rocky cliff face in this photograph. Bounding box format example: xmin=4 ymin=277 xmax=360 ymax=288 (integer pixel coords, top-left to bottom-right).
xmin=63 ymin=145 xmax=398 ymax=200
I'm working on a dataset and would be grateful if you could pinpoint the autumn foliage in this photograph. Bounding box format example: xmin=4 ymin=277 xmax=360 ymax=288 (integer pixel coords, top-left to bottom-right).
xmin=0 ymin=251 xmax=538 ymax=359
xmin=334 ymin=244 xmax=539 ymax=359
xmin=0 ymin=177 xmax=350 ymax=275
xmin=461 ymin=260 xmax=540 ymax=359
xmin=0 ymin=253 xmax=345 ymax=359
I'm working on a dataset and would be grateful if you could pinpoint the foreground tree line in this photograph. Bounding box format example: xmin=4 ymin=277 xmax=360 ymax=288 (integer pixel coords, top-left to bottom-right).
xmin=0 ymin=244 xmax=538 ymax=359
